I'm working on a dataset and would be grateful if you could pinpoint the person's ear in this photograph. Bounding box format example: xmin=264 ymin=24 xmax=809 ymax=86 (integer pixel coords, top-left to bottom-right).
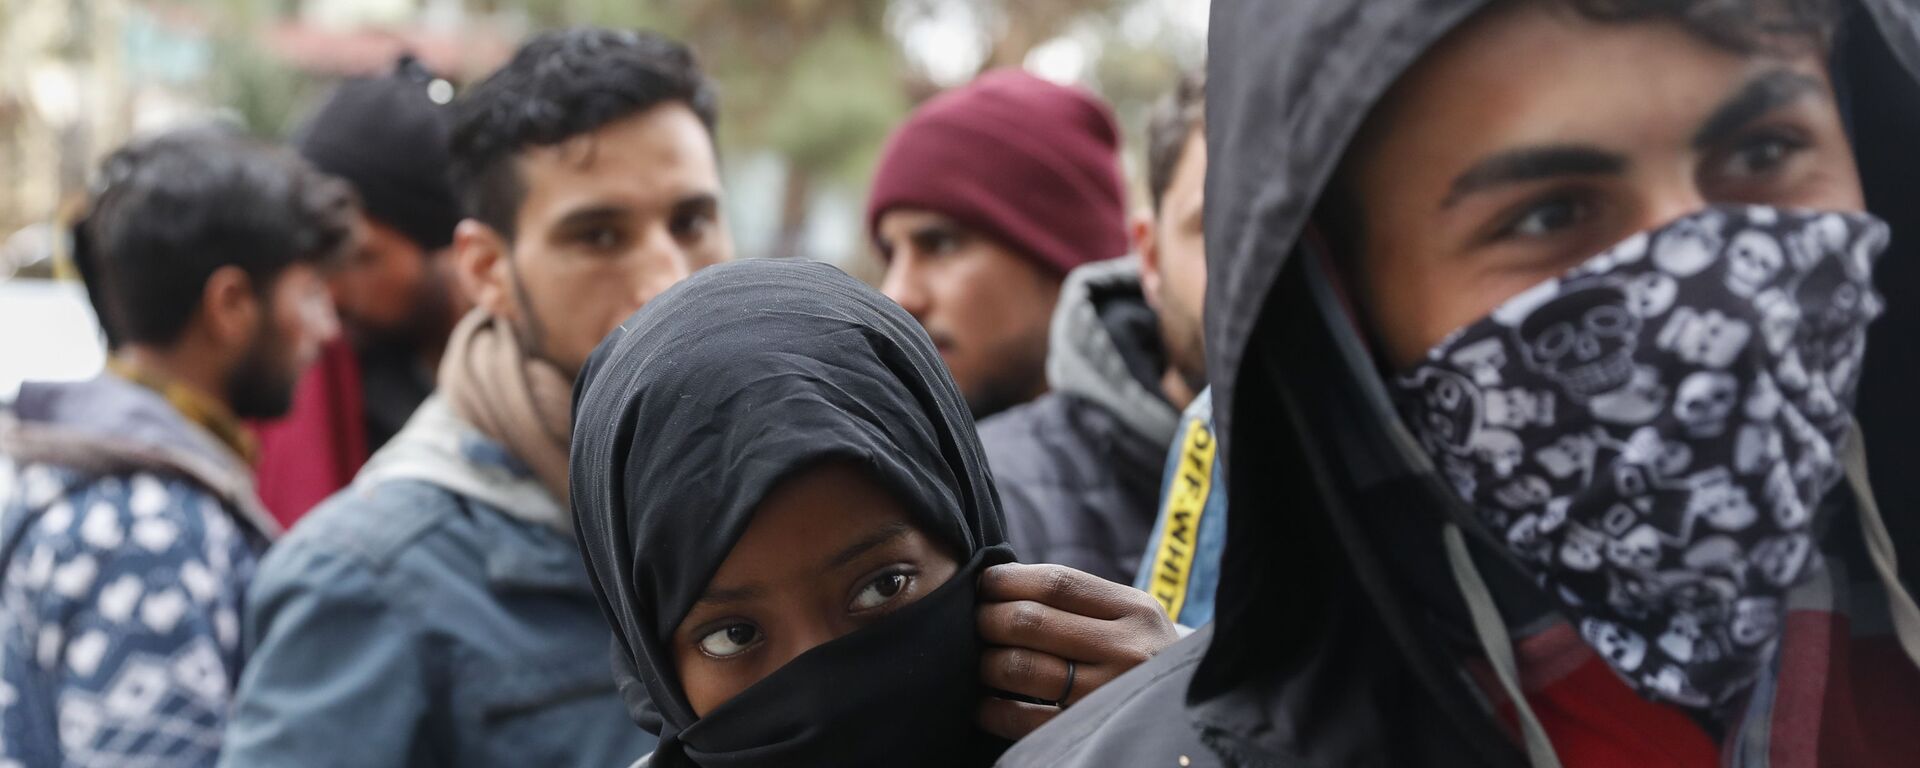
xmin=199 ymin=265 xmax=261 ymax=349
xmin=453 ymin=219 xmax=517 ymax=322
xmin=1131 ymin=212 xmax=1166 ymax=314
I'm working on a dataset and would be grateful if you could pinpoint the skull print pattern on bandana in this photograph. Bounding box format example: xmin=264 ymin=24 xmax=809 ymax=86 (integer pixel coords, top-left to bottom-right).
xmin=1391 ymin=206 xmax=1888 ymax=713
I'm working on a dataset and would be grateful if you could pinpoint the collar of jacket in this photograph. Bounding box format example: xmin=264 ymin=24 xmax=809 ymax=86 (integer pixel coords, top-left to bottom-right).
xmin=1046 ymin=255 xmax=1181 ymax=445
xmin=354 ymin=394 xmax=573 ymax=536
xmin=1 ymin=373 xmax=282 ymax=540
xmin=106 ymin=356 xmax=259 ymax=465
xmin=469 ymin=493 xmax=596 ymax=593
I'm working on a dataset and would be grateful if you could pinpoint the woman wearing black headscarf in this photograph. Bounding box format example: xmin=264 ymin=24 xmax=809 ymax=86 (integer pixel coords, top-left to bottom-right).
xmin=571 ymin=260 xmax=1066 ymax=766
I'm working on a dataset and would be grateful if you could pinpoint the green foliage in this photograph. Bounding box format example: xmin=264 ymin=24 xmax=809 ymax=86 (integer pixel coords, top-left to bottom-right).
xmin=205 ymin=38 xmax=323 ymax=139
xmin=523 ymin=0 xmax=666 ymax=29
xmin=1090 ymin=28 xmax=1201 ymax=203
xmin=504 ymin=0 xmax=1192 ymax=190
xmin=741 ymin=24 xmax=907 ymax=183
xmin=195 ymin=0 xmax=321 ymax=139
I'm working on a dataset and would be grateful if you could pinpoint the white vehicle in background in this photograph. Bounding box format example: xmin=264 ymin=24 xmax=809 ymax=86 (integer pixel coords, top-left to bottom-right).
xmin=0 ymin=279 xmax=105 ymax=401
xmin=2 ymin=223 xmax=105 ymax=401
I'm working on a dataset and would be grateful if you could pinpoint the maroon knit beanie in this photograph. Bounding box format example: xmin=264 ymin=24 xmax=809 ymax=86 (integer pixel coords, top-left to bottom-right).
xmin=867 ymin=69 xmax=1128 ymax=278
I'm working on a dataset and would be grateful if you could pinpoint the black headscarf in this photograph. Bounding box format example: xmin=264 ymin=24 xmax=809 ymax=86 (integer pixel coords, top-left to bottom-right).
xmin=570 ymin=260 xmax=1012 ymax=767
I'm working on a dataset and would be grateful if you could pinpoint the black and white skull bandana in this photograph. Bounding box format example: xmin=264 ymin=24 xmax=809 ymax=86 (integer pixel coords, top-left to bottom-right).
xmin=1390 ymin=206 xmax=1889 ymax=712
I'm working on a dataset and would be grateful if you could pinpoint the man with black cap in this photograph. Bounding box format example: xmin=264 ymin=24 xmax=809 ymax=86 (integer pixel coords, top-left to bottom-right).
xmin=251 ymin=57 xmax=471 ymax=528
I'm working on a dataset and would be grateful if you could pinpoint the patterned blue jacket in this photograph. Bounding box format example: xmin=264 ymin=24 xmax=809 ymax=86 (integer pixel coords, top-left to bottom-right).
xmin=1 ymin=376 xmax=278 ymax=767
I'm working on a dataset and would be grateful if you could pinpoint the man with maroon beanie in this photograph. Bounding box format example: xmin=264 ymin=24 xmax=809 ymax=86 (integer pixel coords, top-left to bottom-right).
xmin=871 ymin=69 xmax=1129 ymax=419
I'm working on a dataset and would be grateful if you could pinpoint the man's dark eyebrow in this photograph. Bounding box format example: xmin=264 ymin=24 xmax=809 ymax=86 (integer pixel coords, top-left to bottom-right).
xmin=1692 ymin=70 xmax=1824 ymax=149
xmin=553 ymin=204 xmax=630 ymax=230
xmin=696 ymin=584 xmax=765 ymax=606
xmin=1444 ymin=146 xmax=1628 ymax=207
xmin=672 ymin=192 xmax=720 ymax=213
xmin=910 ymin=221 xmax=962 ymax=239
xmin=823 ymin=522 xmax=914 ymax=571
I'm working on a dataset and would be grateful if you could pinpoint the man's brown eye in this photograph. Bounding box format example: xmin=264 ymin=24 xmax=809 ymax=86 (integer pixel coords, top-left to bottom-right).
xmin=916 ymin=231 xmax=960 ymax=256
xmin=1723 ymin=132 xmax=1808 ymax=178
xmin=1747 ymin=140 xmax=1789 ymax=169
xmin=673 ymin=213 xmax=712 ymax=241
xmin=581 ymin=227 xmax=621 ymax=250
xmin=1501 ymin=195 xmax=1587 ymax=240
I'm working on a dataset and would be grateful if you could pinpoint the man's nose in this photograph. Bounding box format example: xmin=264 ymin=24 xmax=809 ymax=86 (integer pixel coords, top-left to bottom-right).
xmin=633 ymin=232 xmax=701 ymax=307
xmin=1637 ymin=183 xmax=1714 ymax=234
xmin=881 ymin=253 xmax=931 ymax=320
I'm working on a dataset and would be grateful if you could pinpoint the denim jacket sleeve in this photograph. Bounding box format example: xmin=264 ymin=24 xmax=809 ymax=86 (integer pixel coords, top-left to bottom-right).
xmin=2 ymin=471 xmax=255 ymax=768
xmin=218 ymin=534 xmax=428 ymax=768
xmin=1133 ymin=390 xmax=1229 ymax=630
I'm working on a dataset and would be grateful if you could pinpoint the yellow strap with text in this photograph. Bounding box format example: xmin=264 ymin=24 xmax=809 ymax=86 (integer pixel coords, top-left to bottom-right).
xmin=1148 ymin=417 xmax=1216 ymax=620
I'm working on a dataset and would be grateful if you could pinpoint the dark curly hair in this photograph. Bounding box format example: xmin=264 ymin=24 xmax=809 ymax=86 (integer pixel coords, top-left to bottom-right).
xmin=448 ymin=28 xmax=718 ymax=240
xmin=1556 ymin=0 xmax=1842 ymax=52
xmin=85 ymin=127 xmax=359 ymax=346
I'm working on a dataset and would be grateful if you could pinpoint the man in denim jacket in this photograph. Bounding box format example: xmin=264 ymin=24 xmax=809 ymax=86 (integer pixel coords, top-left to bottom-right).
xmin=220 ymin=29 xmax=733 ymax=766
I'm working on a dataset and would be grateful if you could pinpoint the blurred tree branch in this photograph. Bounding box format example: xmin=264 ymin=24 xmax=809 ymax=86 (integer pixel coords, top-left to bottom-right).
xmin=182 ymin=0 xmax=1192 ymax=260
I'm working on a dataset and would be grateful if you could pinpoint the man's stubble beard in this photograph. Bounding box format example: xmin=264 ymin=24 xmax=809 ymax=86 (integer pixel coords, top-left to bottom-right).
xmin=962 ymin=330 xmax=1051 ymax=421
xmin=1161 ymin=291 xmax=1207 ymax=397
xmin=225 ymin=319 xmax=300 ymax=420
